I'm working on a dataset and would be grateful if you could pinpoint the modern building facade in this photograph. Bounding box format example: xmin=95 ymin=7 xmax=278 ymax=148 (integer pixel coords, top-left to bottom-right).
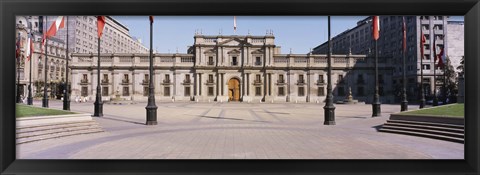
xmin=70 ymin=34 xmax=395 ymax=103
xmin=313 ymin=16 xmax=461 ymax=102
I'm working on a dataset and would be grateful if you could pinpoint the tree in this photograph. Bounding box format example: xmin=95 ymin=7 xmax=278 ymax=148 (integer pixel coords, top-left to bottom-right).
xmin=456 ymin=56 xmax=465 ymax=76
xmin=442 ymin=56 xmax=458 ymax=103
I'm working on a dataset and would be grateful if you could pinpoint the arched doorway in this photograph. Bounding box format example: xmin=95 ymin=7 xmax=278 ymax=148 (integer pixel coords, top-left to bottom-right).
xmin=228 ymin=78 xmax=240 ymax=101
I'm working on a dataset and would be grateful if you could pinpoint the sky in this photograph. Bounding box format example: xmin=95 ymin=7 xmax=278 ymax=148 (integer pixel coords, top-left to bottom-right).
xmin=113 ymin=16 xmax=464 ymax=54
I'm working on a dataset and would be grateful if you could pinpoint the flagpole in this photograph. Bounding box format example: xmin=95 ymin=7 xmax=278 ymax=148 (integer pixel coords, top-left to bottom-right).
xmin=146 ymin=16 xmax=158 ymax=125
xmin=16 ymin=32 xmax=22 ymax=103
xmin=372 ymin=16 xmax=381 ymax=117
xmin=94 ymin=16 xmax=103 ymax=117
xmin=419 ymin=30 xmax=425 ymax=109
xmin=27 ymin=23 xmax=33 ymax=105
xmin=401 ymin=16 xmax=408 ymax=111
xmin=323 ymin=16 xmax=335 ymax=125
xmin=433 ymin=37 xmax=438 ymax=106
xmin=42 ymin=16 xmax=49 ymax=108
xmin=63 ymin=16 xmax=70 ymax=110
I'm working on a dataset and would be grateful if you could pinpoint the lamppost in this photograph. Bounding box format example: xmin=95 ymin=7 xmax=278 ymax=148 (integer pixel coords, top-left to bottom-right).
xmin=146 ymin=16 xmax=158 ymax=125
xmin=419 ymin=30 xmax=426 ymax=108
xmin=16 ymin=32 xmax=22 ymax=103
xmin=323 ymin=16 xmax=335 ymax=125
xmin=27 ymin=26 xmax=34 ymax=105
xmin=42 ymin=16 xmax=49 ymax=108
xmin=400 ymin=16 xmax=408 ymax=111
xmin=63 ymin=16 xmax=70 ymax=110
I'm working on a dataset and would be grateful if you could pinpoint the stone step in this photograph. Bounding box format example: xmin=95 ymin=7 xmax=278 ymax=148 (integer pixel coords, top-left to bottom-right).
xmin=16 ymin=128 xmax=104 ymax=145
xmin=383 ymin=122 xmax=464 ymax=134
xmin=378 ymin=128 xmax=464 ymax=144
xmin=386 ymin=119 xmax=464 ymax=129
xmin=380 ymin=125 xmax=464 ymax=139
xmin=17 ymin=121 xmax=100 ymax=134
xmin=17 ymin=120 xmax=97 ymax=130
xmin=17 ymin=125 xmax=102 ymax=139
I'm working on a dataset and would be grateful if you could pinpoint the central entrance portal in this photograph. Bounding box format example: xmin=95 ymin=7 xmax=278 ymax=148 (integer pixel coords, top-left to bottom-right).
xmin=228 ymin=78 xmax=240 ymax=101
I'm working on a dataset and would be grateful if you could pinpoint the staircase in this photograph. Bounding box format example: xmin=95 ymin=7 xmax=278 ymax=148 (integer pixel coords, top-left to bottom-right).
xmin=379 ymin=119 xmax=464 ymax=143
xmin=16 ymin=120 xmax=104 ymax=144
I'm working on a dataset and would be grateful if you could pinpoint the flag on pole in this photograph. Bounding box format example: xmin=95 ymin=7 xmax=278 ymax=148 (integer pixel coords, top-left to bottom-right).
xmin=46 ymin=16 xmax=65 ymax=38
xmin=402 ymin=16 xmax=407 ymax=53
xmin=16 ymin=35 xmax=21 ymax=59
xmin=372 ymin=16 xmax=380 ymax=41
xmin=97 ymin=16 xmax=106 ymax=38
xmin=420 ymin=29 xmax=426 ymax=58
xmin=149 ymin=16 xmax=154 ymax=23
xmin=234 ymin=16 xmax=237 ymax=33
xmin=26 ymin=36 xmax=33 ymax=61
xmin=437 ymin=45 xmax=446 ymax=68
xmin=433 ymin=35 xmax=437 ymax=63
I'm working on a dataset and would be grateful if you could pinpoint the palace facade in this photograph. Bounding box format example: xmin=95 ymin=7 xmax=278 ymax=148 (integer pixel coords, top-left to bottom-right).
xmin=70 ymin=34 xmax=395 ymax=103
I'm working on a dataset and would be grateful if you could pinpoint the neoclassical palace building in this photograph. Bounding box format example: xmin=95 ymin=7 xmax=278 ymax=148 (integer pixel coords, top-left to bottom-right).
xmin=70 ymin=34 xmax=395 ymax=103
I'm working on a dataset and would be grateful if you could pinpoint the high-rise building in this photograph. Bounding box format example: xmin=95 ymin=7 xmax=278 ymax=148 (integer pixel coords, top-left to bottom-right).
xmin=313 ymin=16 xmax=460 ymax=103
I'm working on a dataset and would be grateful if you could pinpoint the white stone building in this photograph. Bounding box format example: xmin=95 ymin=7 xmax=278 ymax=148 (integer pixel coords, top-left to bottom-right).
xmin=70 ymin=34 xmax=395 ymax=103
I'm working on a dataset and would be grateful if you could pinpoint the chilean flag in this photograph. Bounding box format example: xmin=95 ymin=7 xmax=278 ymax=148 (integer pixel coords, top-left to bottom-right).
xmin=372 ymin=16 xmax=380 ymax=41
xmin=46 ymin=16 xmax=65 ymax=38
xmin=26 ymin=36 xmax=34 ymax=61
xmin=402 ymin=16 xmax=407 ymax=53
xmin=420 ymin=29 xmax=426 ymax=58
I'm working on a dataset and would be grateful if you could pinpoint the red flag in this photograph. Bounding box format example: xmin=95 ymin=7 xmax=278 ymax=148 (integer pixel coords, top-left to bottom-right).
xmin=437 ymin=46 xmax=445 ymax=68
xmin=46 ymin=16 xmax=65 ymax=38
xmin=149 ymin=16 xmax=154 ymax=23
xmin=97 ymin=16 xmax=106 ymax=38
xmin=420 ymin=30 xmax=426 ymax=58
xmin=372 ymin=16 xmax=380 ymax=41
xmin=402 ymin=16 xmax=406 ymax=53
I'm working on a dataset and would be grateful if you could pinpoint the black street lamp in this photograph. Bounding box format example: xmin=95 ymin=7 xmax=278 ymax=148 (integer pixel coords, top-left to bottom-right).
xmin=16 ymin=32 xmax=23 ymax=104
xmin=419 ymin=31 xmax=426 ymax=109
xmin=94 ymin=16 xmax=105 ymax=117
xmin=323 ymin=16 xmax=335 ymax=125
xmin=63 ymin=16 xmax=70 ymax=110
xmin=400 ymin=17 xmax=408 ymax=112
xmin=42 ymin=16 xmax=49 ymax=108
xmin=146 ymin=16 xmax=158 ymax=125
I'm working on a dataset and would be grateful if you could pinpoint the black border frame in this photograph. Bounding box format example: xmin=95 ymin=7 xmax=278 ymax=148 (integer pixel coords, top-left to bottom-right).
xmin=1 ymin=0 xmax=479 ymax=174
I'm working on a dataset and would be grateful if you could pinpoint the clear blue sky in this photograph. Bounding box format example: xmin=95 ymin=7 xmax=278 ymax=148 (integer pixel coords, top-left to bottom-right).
xmin=113 ymin=16 xmax=464 ymax=54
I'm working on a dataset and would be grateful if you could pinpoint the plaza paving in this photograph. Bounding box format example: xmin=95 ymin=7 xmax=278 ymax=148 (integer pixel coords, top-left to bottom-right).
xmin=17 ymin=100 xmax=464 ymax=159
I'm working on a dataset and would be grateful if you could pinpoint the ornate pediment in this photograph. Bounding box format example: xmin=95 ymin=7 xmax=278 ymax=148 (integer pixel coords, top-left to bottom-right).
xmin=218 ymin=38 xmax=243 ymax=46
xmin=203 ymin=49 xmax=216 ymax=54
xmin=227 ymin=49 xmax=241 ymax=54
xmin=251 ymin=49 xmax=264 ymax=55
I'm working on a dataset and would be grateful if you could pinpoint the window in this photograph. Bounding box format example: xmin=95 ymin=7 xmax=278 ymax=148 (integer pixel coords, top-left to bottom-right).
xmin=255 ymin=87 xmax=261 ymax=96
xmin=165 ymin=74 xmax=170 ymax=82
xmin=208 ymin=74 xmax=214 ymax=83
xmin=318 ymin=87 xmax=325 ymax=96
xmin=232 ymin=57 xmax=238 ymax=65
xmin=102 ymin=87 xmax=109 ymax=96
xmin=278 ymin=74 xmax=284 ymax=83
xmin=185 ymin=74 xmax=191 ymax=83
xmin=278 ymin=87 xmax=285 ymax=96
xmin=208 ymin=87 xmax=214 ymax=96
xmin=338 ymin=75 xmax=344 ymax=84
xmin=144 ymin=74 xmax=149 ymax=81
xmin=208 ymin=56 xmax=214 ymax=65
xmin=298 ymin=87 xmax=305 ymax=96
xmin=143 ymin=87 xmax=149 ymax=96
xmin=81 ymin=87 xmax=88 ymax=96
xmin=318 ymin=75 xmax=324 ymax=83
xmin=298 ymin=75 xmax=304 ymax=83
xmin=185 ymin=87 xmax=191 ymax=96
xmin=123 ymin=74 xmax=129 ymax=83
xmin=103 ymin=74 xmax=108 ymax=83
xmin=357 ymin=87 xmax=365 ymax=96
xmin=337 ymin=87 xmax=345 ymax=96
xmin=255 ymin=74 xmax=261 ymax=83
xmin=164 ymin=87 xmax=170 ymax=96
xmin=123 ymin=87 xmax=129 ymax=96
xmin=255 ymin=57 xmax=261 ymax=65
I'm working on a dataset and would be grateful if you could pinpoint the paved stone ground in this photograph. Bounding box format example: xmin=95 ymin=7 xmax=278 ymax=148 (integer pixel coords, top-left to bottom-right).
xmin=17 ymin=100 xmax=464 ymax=159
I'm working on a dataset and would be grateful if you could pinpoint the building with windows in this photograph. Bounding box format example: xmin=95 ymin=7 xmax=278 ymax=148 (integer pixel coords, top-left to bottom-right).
xmin=313 ymin=16 xmax=460 ymax=102
xmin=70 ymin=34 xmax=395 ymax=103
xmin=15 ymin=16 xmax=149 ymax=100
